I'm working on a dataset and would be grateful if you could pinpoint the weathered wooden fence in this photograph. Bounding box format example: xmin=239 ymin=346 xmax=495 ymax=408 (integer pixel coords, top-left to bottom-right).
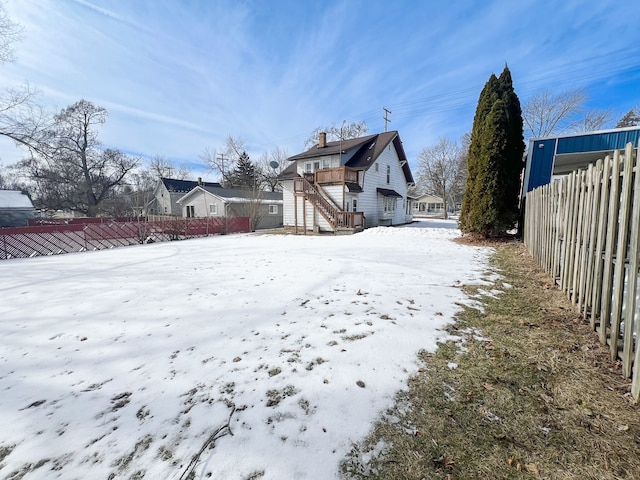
xmin=0 ymin=216 xmax=250 ymax=260
xmin=524 ymin=142 xmax=640 ymax=399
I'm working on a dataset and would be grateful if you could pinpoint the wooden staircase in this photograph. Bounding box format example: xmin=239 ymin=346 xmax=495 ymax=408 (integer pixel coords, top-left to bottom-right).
xmin=293 ymin=176 xmax=364 ymax=233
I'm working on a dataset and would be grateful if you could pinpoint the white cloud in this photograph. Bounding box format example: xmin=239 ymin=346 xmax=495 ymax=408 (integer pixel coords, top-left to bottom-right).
xmin=0 ymin=0 xmax=638 ymax=173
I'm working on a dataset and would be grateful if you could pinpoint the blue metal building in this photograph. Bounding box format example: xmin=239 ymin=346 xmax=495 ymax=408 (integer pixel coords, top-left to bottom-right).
xmin=522 ymin=126 xmax=640 ymax=197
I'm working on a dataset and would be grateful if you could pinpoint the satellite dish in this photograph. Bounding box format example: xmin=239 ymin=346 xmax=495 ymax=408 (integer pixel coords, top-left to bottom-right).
xmin=269 ymin=160 xmax=279 ymax=169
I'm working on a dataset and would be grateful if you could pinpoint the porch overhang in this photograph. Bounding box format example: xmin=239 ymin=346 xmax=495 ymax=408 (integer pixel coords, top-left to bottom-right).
xmin=376 ymin=188 xmax=402 ymax=198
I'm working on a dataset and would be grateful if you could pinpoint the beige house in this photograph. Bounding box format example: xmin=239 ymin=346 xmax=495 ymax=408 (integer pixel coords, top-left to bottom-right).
xmin=413 ymin=194 xmax=445 ymax=216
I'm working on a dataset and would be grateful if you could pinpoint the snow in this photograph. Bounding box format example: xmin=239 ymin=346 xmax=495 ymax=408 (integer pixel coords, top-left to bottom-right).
xmin=0 ymin=218 xmax=492 ymax=479
xmin=0 ymin=190 xmax=34 ymax=209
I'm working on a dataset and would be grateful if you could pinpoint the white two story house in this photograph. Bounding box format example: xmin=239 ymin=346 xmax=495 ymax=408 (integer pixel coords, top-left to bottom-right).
xmin=278 ymin=130 xmax=414 ymax=234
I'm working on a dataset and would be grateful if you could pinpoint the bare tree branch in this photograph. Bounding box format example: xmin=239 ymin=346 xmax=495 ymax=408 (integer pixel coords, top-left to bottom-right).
xmin=304 ymin=121 xmax=368 ymax=149
xmin=0 ymin=1 xmax=23 ymax=64
xmin=178 ymin=403 xmax=236 ymax=480
xmin=522 ymin=89 xmax=586 ymax=138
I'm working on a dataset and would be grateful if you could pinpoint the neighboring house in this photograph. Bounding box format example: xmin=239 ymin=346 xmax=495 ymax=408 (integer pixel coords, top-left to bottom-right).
xmin=413 ymin=194 xmax=445 ymax=216
xmin=278 ymin=130 xmax=414 ymax=234
xmin=176 ymin=186 xmax=283 ymax=230
xmin=522 ymin=126 xmax=640 ymax=200
xmin=0 ymin=190 xmax=36 ymax=227
xmin=147 ymin=177 xmax=221 ymax=216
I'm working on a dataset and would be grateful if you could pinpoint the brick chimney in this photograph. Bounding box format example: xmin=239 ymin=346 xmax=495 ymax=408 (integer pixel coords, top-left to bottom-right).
xmin=318 ymin=132 xmax=327 ymax=148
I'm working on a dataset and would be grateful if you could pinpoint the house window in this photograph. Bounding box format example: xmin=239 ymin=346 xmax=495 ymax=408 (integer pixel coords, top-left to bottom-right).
xmin=313 ymin=161 xmax=320 ymax=171
xmin=269 ymin=205 xmax=278 ymax=215
xmin=352 ymin=199 xmax=358 ymax=212
xmin=322 ymin=158 xmax=330 ymax=169
xmin=186 ymin=205 xmax=195 ymax=218
xmin=305 ymin=163 xmax=312 ymax=173
xmin=383 ymin=197 xmax=396 ymax=214
xmin=375 ymin=163 xmax=379 ymax=172
xmin=210 ymin=204 xmax=217 ymax=215
xmin=386 ymin=165 xmax=390 ymax=184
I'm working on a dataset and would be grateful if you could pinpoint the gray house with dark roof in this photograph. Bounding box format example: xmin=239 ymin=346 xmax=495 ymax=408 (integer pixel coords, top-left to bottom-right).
xmin=278 ymin=130 xmax=414 ymax=233
xmin=147 ymin=177 xmax=222 ymax=216
xmin=176 ymin=186 xmax=283 ymax=231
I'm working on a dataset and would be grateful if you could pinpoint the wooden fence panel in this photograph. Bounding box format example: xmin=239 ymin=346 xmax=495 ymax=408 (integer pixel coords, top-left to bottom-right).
xmin=599 ymin=151 xmax=622 ymax=345
xmin=583 ymin=161 xmax=602 ymax=318
xmin=623 ymin=146 xmax=640 ymax=377
xmin=525 ymin=142 xmax=640 ymax=400
xmin=591 ymin=156 xmax=612 ymax=329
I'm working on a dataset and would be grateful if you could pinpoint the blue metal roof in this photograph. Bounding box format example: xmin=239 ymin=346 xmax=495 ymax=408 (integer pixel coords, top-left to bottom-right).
xmin=524 ymin=127 xmax=640 ymax=196
xmin=556 ymin=130 xmax=640 ymax=154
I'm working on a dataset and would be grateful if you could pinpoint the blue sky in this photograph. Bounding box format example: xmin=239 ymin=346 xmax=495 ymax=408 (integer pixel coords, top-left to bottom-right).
xmin=1 ymin=0 xmax=639 ymax=177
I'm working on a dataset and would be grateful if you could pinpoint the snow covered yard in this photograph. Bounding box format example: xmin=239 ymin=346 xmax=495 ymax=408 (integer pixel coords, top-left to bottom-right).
xmin=0 ymin=219 xmax=492 ymax=480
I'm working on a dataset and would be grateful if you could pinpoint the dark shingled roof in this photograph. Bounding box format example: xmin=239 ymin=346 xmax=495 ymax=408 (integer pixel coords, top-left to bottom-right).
xmin=200 ymin=186 xmax=283 ymax=201
xmin=282 ymin=131 xmax=414 ymax=185
xmin=276 ymin=162 xmax=299 ymax=180
xmin=376 ymin=188 xmax=403 ymax=197
xmin=161 ymin=177 xmax=221 ymax=193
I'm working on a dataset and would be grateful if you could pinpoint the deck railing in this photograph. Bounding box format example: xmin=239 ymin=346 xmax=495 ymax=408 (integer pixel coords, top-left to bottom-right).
xmin=293 ymin=177 xmax=364 ymax=229
xmin=314 ymin=167 xmax=358 ymax=185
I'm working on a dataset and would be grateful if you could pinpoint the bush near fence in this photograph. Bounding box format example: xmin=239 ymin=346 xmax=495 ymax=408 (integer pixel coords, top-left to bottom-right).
xmin=0 ymin=216 xmax=250 ymax=260
xmin=524 ymin=142 xmax=640 ymax=399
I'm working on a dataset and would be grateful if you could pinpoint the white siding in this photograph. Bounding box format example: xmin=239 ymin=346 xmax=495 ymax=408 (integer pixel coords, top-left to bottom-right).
xmin=282 ymin=141 xmax=412 ymax=231
xmin=358 ymin=144 xmax=409 ymax=227
xmin=297 ymin=154 xmax=341 ymax=175
xmin=282 ymin=181 xmax=296 ymax=226
xmin=281 ymin=180 xmax=331 ymax=232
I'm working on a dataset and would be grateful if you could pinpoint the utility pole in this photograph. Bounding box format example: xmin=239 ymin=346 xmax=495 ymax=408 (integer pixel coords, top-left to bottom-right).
xmin=216 ymin=153 xmax=226 ymax=186
xmin=383 ymin=107 xmax=392 ymax=132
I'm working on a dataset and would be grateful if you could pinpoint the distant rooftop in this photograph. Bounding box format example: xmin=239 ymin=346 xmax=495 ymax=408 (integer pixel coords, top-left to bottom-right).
xmin=161 ymin=177 xmax=221 ymax=193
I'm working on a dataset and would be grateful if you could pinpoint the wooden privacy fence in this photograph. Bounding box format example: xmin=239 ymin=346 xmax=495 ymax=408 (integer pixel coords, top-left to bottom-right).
xmin=524 ymin=142 xmax=640 ymax=399
xmin=0 ymin=216 xmax=250 ymax=260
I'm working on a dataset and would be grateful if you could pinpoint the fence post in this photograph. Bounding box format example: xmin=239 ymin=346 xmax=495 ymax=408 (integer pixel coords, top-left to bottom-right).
xmin=609 ymin=145 xmax=634 ymax=361
xmin=583 ymin=160 xmax=603 ymax=318
xmin=599 ymin=150 xmax=622 ymax=345
xmin=620 ymin=143 xmax=640 ymax=377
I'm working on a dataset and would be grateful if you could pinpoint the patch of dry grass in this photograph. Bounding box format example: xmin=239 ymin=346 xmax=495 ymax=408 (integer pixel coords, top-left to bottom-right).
xmin=342 ymin=242 xmax=640 ymax=480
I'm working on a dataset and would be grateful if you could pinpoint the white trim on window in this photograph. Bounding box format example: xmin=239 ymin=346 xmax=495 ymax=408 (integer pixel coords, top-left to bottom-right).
xmin=269 ymin=204 xmax=278 ymax=215
xmin=383 ymin=196 xmax=396 ymax=214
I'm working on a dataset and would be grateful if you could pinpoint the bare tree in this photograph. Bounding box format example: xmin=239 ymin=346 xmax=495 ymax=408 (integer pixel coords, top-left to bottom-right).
xmin=0 ymin=6 xmax=49 ymax=156
xmin=522 ymin=90 xmax=586 ymax=138
xmin=568 ymin=108 xmax=613 ymax=133
xmin=201 ymin=135 xmax=247 ymax=186
xmin=257 ymin=146 xmax=288 ymax=192
xmin=148 ymin=154 xmax=190 ymax=180
xmin=19 ymin=100 xmax=139 ymax=216
xmin=0 ymin=1 xmax=22 ymax=64
xmin=417 ymin=137 xmax=464 ymax=219
xmin=0 ymin=162 xmax=27 ymax=191
xmin=228 ymin=187 xmax=265 ymax=232
xmin=304 ymin=121 xmax=368 ymax=148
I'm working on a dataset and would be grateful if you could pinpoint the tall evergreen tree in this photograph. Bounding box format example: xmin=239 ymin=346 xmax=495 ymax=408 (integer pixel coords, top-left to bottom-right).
xmin=459 ymin=66 xmax=524 ymax=237
xmin=228 ymin=151 xmax=259 ymax=189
